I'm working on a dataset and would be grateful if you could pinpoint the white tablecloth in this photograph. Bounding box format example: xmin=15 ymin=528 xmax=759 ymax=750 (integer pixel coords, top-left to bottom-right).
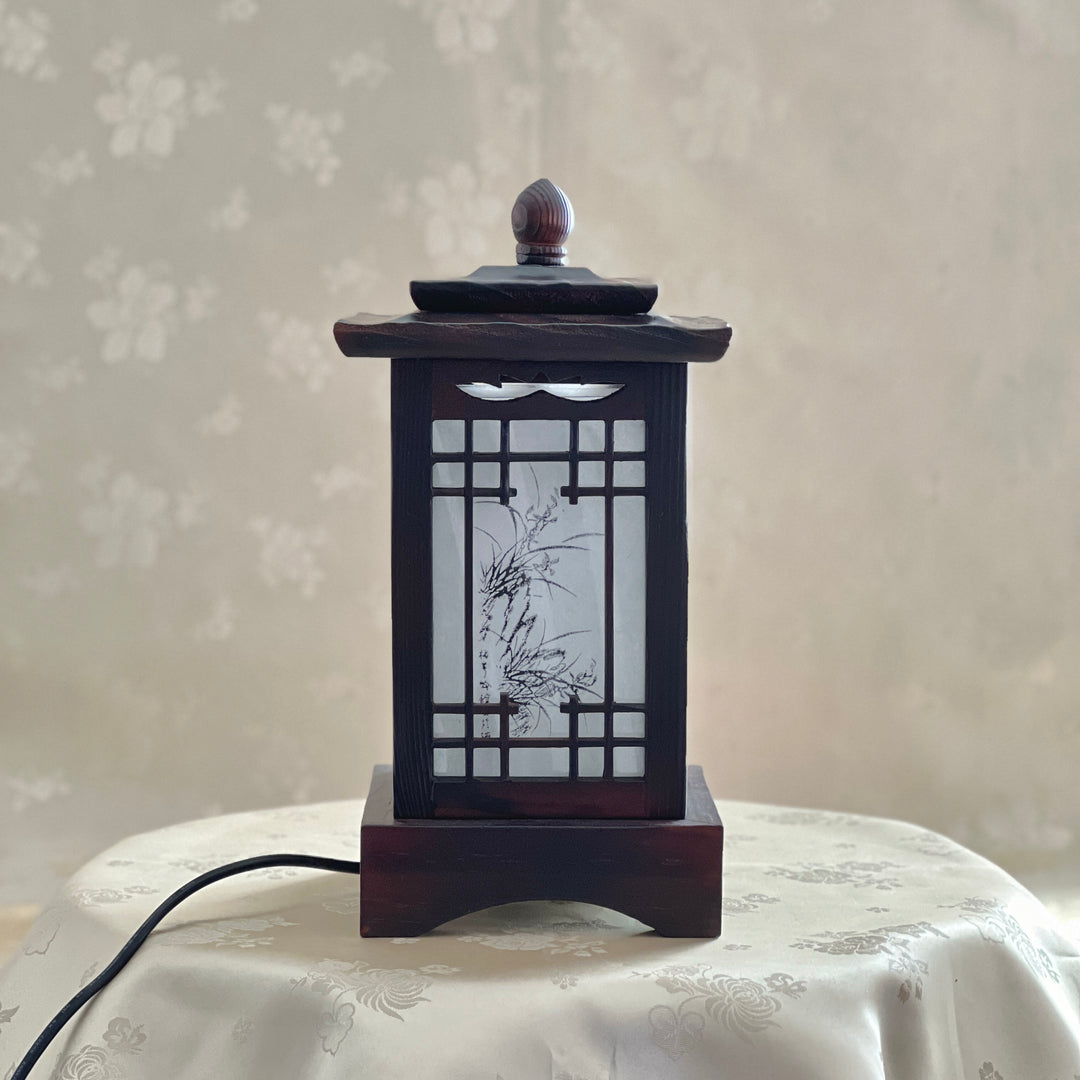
xmin=2 ymin=799 xmax=1078 ymax=1079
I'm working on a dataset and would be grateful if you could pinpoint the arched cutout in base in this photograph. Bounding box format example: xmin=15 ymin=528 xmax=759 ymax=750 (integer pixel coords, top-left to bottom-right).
xmin=359 ymin=765 xmax=724 ymax=939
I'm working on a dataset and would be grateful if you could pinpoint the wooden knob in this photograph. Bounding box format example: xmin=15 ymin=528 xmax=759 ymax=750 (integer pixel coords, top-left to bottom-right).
xmin=511 ymin=178 xmax=574 ymax=266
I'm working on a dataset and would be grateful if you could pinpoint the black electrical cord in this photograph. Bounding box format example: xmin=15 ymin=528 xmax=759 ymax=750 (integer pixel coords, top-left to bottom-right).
xmin=12 ymin=853 xmax=361 ymax=1080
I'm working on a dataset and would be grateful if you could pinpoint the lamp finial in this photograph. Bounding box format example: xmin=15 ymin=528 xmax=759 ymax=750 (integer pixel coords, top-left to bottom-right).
xmin=511 ymin=178 xmax=574 ymax=266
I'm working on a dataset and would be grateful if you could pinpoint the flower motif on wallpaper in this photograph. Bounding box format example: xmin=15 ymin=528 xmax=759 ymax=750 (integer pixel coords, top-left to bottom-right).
xmin=322 ymin=253 xmax=380 ymax=296
xmin=672 ymin=59 xmax=763 ymax=163
xmin=21 ymin=563 xmax=80 ymax=597
xmin=554 ymin=0 xmax=625 ymax=77
xmin=199 ymin=393 xmax=243 ymax=437
xmin=504 ymin=81 xmax=541 ymax=126
xmin=175 ymin=482 xmax=208 ymax=529
xmin=85 ymin=252 xmax=179 ymax=365
xmin=416 ymin=159 xmax=503 ymax=268
xmin=25 ymin=354 xmax=86 ymax=399
xmin=0 ymin=428 xmax=39 ymax=494
xmin=265 ymin=103 xmax=343 ymax=187
xmin=33 ymin=147 xmax=94 ymax=194
xmin=0 ymin=219 xmax=47 ymax=285
xmin=93 ymin=40 xmax=224 ymax=164
xmin=193 ymin=595 xmax=236 ymax=642
xmin=259 ymin=310 xmax=335 ymax=392
xmin=806 ymin=0 xmax=836 ymax=23
xmin=208 ymin=185 xmax=251 ymax=232
xmin=988 ymin=0 xmax=1080 ymax=58
xmin=312 ymin=463 xmax=372 ymax=501
xmin=308 ymin=670 xmax=365 ymax=705
xmin=217 ymin=0 xmax=258 ymax=22
xmin=184 ymin=277 xmax=217 ymax=322
xmin=383 ymin=174 xmax=412 ymax=218
xmin=78 ymin=461 xmax=192 ymax=569
xmin=971 ymin=798 xmax=1074 ymax=859
xmin=7 ymin=768 xmax=70 ymax=812
xmin=331 ymin=43 xmax=391 ymax=89
xmin=398 ymin=0 xmax=514 ymax=64
xmin=0 ymin=1 xmax=57 ymax=79
xmin=249 ymin=516 xmax=327 ymax=597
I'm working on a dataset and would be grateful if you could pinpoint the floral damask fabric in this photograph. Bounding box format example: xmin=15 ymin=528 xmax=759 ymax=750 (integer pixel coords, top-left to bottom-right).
xmin=1 ymin=799 xmax=1078 ymax=1079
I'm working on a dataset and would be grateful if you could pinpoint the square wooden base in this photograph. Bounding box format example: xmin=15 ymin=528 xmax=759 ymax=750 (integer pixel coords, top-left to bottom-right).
xmin=359 ymin=764 xmax=723 ymax=937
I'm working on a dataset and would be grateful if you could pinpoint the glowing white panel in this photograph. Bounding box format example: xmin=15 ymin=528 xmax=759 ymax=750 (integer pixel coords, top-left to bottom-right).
xmin=509 ymin=747 xmax=569 ymax=777
xmin=579 ymin=420 xmax=606 ymax=452
xmin=431 ymin=495 xmax=464 ymax=702
xmin=613 ymin=496 xmax=646 ymax=702
xmin=613 ymin=420 xmax=645 ymax=452
xmin=433 ymin=714 xmax=464 ymax=738
xmin=433 ymin=748 xmax=465 ymax=777
xmin=613 ymin=712 xmax=646 ymax=738
xmin=473 ymin=420 xmax=501 ymax=453
xmin=578 ymin=747 xmax=605 ymax=777
xmin=613 ymin=746 xmax=645 ymax=777
xmin=473 ymin=459 xmax=604 ymax=742
xmin=432 ymin=419 xmax=464 ymax=452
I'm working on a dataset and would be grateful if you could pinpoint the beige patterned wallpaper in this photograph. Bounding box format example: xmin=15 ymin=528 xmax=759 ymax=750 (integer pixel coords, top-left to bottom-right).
xmin=2 ymin=1 xmax=1079 ymax=905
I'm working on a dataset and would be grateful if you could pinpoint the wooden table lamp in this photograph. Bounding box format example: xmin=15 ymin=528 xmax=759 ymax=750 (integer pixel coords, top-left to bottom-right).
xmin=334 ymin=179 xmax=732 ymax=937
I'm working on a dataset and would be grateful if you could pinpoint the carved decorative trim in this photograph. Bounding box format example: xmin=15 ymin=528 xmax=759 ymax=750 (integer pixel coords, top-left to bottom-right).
xmin=456 ymin=382 xmax=624 ymax=402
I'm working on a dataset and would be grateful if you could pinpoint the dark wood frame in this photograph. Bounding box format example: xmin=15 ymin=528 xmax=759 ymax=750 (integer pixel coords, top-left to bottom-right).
xmin=391 ymin=358 xmax=688 ymax=821
xmin=360 ymin=764 xmax=723 ymax=937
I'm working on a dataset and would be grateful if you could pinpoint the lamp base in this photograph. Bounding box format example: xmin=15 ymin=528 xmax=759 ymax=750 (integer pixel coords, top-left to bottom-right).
xmin=359 ymin=764 xmax=723 ymax=937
